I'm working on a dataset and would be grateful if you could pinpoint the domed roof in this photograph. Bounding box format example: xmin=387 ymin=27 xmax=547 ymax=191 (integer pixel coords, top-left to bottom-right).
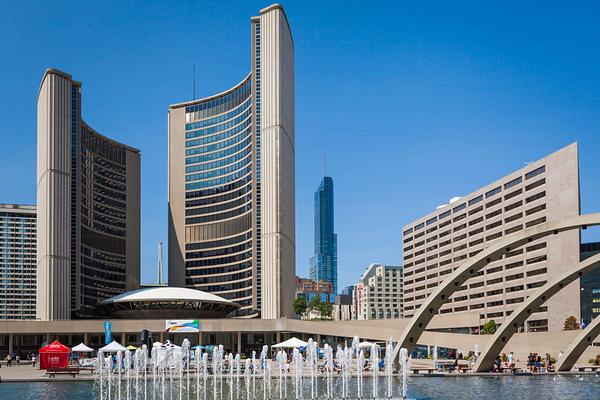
xmin=99 ymin=286 xmax=237 ymax=306
xmin=97 ymin=286 xmax=240 ymax=319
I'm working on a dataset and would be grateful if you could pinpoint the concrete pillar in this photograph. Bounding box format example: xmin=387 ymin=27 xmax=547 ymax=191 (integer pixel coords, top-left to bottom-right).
xmin=198 ymin=333 xmax=202 ymax=346
xmin=160 ymin=332 xmax=165 ymax=342
xmin=237 ymin=331 xmax=242 ymax=355
xmin=276 ymin=332 xmax=281 ymax=344
xmin=84 ymin=333 xmax=90 ymax=344
xmin=45 ymin=333 xmax=51 ymax=344
xmin=68 ymin=335 xmax=72 ymax=346
xmin=316 ymin=334 xmax=321 ymax=345
xmin=8 ymin=334 xmax=13 ymax=355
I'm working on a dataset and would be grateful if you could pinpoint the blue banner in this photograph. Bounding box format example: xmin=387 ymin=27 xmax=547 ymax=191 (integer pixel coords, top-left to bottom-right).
xmin=104 ymin=321 xmax=112 ymax=344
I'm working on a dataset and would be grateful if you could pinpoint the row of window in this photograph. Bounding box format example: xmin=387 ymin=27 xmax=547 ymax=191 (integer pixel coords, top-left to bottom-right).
xmin=185 ymin=137 xmax=251 ymax=166
xmin=185 ymin=97 xmax=251 ymax=131
xmin=404 ymin=167 xmax=546 ymax=236
xmin=185 ymin=128 xmax=251 ymax=157
xmin=185 ymin=166 xmax=252 ymax=191
xmin=185 ymin=115 xmax=251 ymax=148
xmin=185 ymin=148 xmax=251 ymax=174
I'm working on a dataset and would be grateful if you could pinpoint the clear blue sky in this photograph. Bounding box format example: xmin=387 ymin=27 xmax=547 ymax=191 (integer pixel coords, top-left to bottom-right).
xmin=1 ymin=1 xmax=599 ymax=289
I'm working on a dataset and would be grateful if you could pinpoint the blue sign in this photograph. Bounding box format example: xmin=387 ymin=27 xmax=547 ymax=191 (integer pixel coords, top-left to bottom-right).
xmin=104 ymin=321 xmax=112 ymax=344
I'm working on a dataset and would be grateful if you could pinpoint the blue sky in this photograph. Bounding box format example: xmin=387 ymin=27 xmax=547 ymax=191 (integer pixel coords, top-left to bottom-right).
xmin=1 ymin=1 xmax=599 ymax=289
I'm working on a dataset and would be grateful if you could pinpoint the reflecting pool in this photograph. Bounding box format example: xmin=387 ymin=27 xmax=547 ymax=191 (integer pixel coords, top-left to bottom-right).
xmin=1 ymin=375 xmax=599 ymax=400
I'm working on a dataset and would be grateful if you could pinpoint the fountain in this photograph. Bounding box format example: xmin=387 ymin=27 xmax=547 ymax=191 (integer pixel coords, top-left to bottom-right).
xmin=94 ymin=338 xmax=411 ymax=400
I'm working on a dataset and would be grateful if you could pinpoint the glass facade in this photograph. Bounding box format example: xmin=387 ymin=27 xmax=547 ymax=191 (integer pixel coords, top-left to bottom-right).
xmin=581 ymin=242 xmax=600 ymax=325
xmin=309 ymin=176 xmax=338 ymax=294
xmin=183 ymin=76 xmax=256 ymax=316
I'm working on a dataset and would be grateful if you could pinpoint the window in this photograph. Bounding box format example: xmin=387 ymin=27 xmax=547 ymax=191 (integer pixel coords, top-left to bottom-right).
xmin=453 ymin=203 xmax=466 ymax=213
xmin=526 ymin=242 xmax=546 ymax=252
xmin=504 ymin=189 xmax=522 ymax=200
xmin=505 ymin=225 xmax=523 ymax=234
xmin=403 ymin=228 xmax=413 ymax=235
xmin=525 ymin=178 xmax=545 ymax=191
xmin=469 ymin=217 xmax=484 ymax=226
xmin=506 ymin=260 xmax=524 ymax=270
xmin=486 ymin=187 xmax=501 ymax=198
xmin=526 ymin=216 xmax=546 ymax=228
xmin=426 ymin=216 xmax=437 ymax=225
xmin=505 ymin=177 xmax=523 ymax=189
xmin=439 ymin=210 xmax=451 ymax=219
xmin=526 ymin=204 xmax=546 ymax=216
xmin=469 ymin=206 xmax=484 ymax=216
xmin=525 ymin=165 xmax=545 ymax=180
xmin=525 ymin=191 xmax=546 ymax=203
xmin=486 ymin=209 xmax=502 ymax=219
xmin=415 ymin=222 xmax=424 ymax=231
xmin=505 ymin=201 xmax=523 ymax=212
xmin=468 ymin=195 xmax=483 ymax=206
xmin=527 ymin=255 xmax=547 ymax=265
xmin=506 ymin=297 xmax=524 ymax=305
xmin=505 ymin=212 xmax=523 ymax=223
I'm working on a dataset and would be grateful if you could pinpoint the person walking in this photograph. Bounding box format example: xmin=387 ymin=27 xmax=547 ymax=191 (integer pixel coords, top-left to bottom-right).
xmin=31 ymin=354 xmax=36 ymax=368
xmin=6 ymin=355 xmax=12 ymax=367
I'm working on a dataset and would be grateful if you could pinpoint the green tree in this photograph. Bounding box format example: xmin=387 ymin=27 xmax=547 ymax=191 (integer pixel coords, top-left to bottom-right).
xmin=308 ymin=296 xmax=322 ymax=312
xmin=563 ymin=316 xmax=580 ymax=330
xmin=292 ymin=296 xmax=307 ymax=317
xmin=318 ymin=301 xmax=333 ymax=320
xmin=481 ymin=320 xmax=497 ymax=335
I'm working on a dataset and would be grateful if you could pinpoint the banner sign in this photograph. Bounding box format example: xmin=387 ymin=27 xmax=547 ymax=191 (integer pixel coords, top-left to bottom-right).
xmin=165 ymin=319 xmax=200 ymax=333
xmin=104 ymin=321 xmax=112 ymax=344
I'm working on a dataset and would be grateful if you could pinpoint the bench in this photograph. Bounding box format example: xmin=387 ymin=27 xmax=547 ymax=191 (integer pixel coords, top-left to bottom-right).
xmin=46 ymin=367 xmax=80 ymax=378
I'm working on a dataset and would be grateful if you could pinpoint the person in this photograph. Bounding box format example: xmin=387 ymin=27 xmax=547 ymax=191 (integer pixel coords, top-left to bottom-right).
xmin=6 ymin=355 xmax=12 ymax=367
xmin=507 ymin=352 xmax=514 ymax=370
xmin=31 ymin=354 xmax=36 ymax=368
xmin=453 ymin=358 xmax=459 ymax=373
xmin=15 ymin=354 xmax=20 ymax=366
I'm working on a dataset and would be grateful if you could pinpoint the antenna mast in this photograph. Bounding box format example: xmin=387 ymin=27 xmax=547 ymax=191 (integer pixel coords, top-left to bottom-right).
xmin=192 ymin=64 xmax=196 ymax=100
xmin=157 ymin=241 xmax=164 ymax=285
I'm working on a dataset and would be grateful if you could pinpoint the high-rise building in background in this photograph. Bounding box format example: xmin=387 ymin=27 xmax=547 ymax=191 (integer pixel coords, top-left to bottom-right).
xmin=309 ymin=176 xmax=338 ymax=293
xmin=352 ymin=263 xmax=403 ymax=320
xmin=580 ymin=242 xmax=600 ymax=325
xmin=402 ymin=143 xmax=580 ymax=332
xmin=295 ymin=276 xmax=334 ymax=303
xmin=168 ymin=4 xmax=295 ymax=318
xmin=37 ymin=69 xmax=141 ymax=320
xmin=0 ymin=204 xmax=36 ymax=320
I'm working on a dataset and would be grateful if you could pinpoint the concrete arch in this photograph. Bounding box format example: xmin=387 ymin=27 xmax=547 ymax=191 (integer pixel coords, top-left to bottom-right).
xmin=556 ymin=315 xmax=600 ymax=371
xmin=393 ymin=213 xmax=600 ymax=360
xmin=473 ymin=251 xmax=600 ymax=372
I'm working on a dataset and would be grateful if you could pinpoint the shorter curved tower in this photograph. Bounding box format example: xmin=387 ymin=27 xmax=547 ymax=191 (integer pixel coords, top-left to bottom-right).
xmin=37 ymin=69 xmax=140 ymax=320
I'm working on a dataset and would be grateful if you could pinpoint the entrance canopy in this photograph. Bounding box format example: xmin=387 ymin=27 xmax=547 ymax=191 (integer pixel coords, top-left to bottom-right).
xmin=39 ymin=340 xmax=70 ymax=369
xmin=272 ymin=337 xmax=308 ymax=348
xmin=72 ymin=343 xmax=94 ymax=352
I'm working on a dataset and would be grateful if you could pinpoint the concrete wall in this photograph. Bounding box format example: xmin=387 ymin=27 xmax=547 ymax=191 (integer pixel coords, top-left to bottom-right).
xmin=259 ymin=4 xmax=296 ymax=319
xmin=36 ymin=69 xmax=72 ymax=320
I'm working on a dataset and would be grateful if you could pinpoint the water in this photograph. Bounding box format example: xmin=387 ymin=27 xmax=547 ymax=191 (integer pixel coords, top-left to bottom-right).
xmin=2 ymin=375 xmax=600 ymax=400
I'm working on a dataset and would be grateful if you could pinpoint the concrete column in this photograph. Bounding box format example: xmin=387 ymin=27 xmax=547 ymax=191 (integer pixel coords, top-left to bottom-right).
xmin=8 ymin=334 xmax=13 ymax=355
xmin=68 ymin=335 xmax=72 ymax=346
xmin=45 ymin=333 xmax=51 ymax=344
xmin=84 ymin=333 xmax=90 ymax=344
xmin=276 ymin=332 xmax=281 ymax=344
xmin=160 ymin=332 xmax=165 ymax=342
xmin=316 ymin=334 xmax=321 ymax=345
xmin=237 ymin=332 xmax=242 ymax=355
xmin=198 ymin=333 xmax=202 ymax=346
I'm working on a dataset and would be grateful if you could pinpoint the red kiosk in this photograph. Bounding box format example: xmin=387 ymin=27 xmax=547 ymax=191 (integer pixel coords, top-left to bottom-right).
xmin=39 ymin=340 xmax=70 ymax=369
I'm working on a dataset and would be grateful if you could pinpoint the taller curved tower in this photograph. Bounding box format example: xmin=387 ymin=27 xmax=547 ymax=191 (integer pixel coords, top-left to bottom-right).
xmin=37 ymin=69 xmax=141 ymax=320
xmin=169 ymin=4 xmax=295 ymax=318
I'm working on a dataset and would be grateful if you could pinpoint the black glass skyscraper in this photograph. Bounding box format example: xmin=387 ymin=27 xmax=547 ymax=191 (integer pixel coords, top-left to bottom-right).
xmin=310 ymin=176 xmax=337 ymax=294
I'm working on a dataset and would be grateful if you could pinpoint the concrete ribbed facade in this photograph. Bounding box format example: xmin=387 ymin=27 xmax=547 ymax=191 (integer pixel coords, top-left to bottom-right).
xmin=402 ymin=143 xmax=580 ymax=332
xmin=168 ymin=4 xmax=295 ymax=318
xmin=37 ymin=69 xmax=141 ymax=320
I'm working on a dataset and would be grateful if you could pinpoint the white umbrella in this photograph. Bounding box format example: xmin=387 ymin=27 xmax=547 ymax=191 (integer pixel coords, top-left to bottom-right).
xmin=358 ymin=341 xmax=375 ymax=349
xmin=100 ymin=341 xmax=127 ymax=353
xmin=72 ymin=343 xmax=94 ymax=352
xmin=272 ymin=337 xmax=309 ymax=348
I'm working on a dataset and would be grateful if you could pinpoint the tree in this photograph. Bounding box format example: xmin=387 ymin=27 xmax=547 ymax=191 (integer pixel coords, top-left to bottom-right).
xmin=292 ymin=296 xmax=307 ymax=317
xmin=308 ymin=296 xmax=322 ymax=312
xmin=564 ymin=316 xmax=580 ymax=330
xmin=318 ymin=301 xmax=333 ymax=320
xmin=481 ymin=320 xmax=497 ymax=335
